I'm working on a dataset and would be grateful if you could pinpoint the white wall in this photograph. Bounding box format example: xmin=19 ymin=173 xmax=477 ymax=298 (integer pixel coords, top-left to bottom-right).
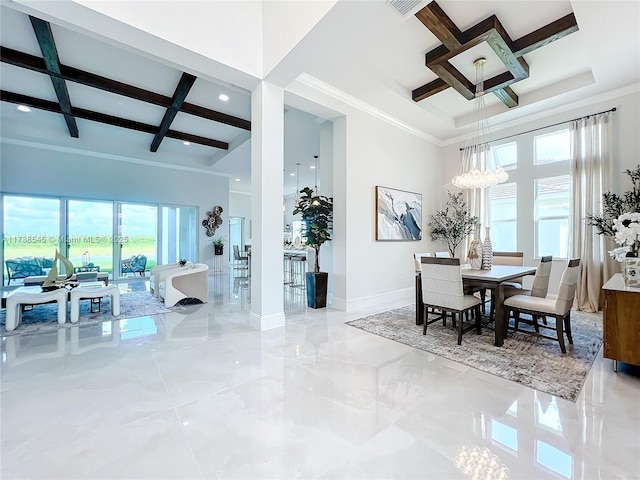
xmin=0 ymin=143 xmax=230 ymax=271
xmin=440 ymin=88 xmax=640 ymax=293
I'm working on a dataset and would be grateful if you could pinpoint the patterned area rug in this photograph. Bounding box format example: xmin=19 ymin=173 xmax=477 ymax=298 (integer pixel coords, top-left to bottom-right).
xmin=346 ymin=306 xmax=603 ymax=402
xmin=1 ymin=290 xmax=176 ymax=336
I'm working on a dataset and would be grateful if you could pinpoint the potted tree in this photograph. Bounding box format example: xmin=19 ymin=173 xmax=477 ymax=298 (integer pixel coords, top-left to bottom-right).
xmin=293 ymin=186 xmax=333 ymax=308
xmin=428 ymin=190 xmax=478 ymax=258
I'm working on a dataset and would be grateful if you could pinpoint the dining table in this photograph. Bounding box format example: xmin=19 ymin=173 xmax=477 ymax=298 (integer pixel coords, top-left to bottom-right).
xmin=415 ymin=264 xmax=538 ymax=347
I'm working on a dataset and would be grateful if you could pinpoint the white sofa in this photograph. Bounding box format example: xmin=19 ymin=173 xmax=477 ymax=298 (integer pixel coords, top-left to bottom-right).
xmin=158 ymin=263 xmax=209 ymax=307
xmin=149 ymin=262 xmax=192 ymax=297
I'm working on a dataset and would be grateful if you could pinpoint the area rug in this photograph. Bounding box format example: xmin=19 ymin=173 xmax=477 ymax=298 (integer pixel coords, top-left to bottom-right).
xmin=346 ymin=306 xmax=603 ymax=402
xmin=1 ymin=290 xmax=176 ymax=336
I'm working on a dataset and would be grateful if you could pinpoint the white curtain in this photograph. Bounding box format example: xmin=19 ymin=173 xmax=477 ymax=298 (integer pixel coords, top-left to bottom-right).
xmin=570 ymin=112 xmax=615 ymax=312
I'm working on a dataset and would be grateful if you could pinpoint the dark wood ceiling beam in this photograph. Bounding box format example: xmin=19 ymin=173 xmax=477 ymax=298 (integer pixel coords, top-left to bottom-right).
xmin=412 ymin=2 xmax=579 ymax=107
xmin=411 ymin=77 xmax=448 ymax=102
xmin=420 ymin=9 xmax=529 ymax=108
xmin=492 ymin=86 xmax=518 ymax=108
xmin=428 ymin=63 xmax=475 ymax=100
xmin=415 ymin=1 xmax=463 ymax=49
xmin=1 ymin=90 xmax=229 ymax=150
xmin=0 ymin=47 xmax=251 ymax=131
xmin=28 ymin=16 xmax=78 ymax=137
xmin=150 ymin=73 xmax=196 ymax=152
xmin=511 ymin=13 xmax=578 ymax=57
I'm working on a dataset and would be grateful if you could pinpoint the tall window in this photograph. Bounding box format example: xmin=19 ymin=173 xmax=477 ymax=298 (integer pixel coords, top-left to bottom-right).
xmin=535 ymin=176 xmax=570 ymax=258
xmin=485 ymin=126 xmax=570 ymax=260
xmin=490 ymin=182 xmax=517 ymax=252
xmin=534 ymin=129 xmax=571 ymax=165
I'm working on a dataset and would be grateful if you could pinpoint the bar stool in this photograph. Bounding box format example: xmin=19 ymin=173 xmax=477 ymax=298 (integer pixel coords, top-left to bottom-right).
xmin=283 ymin=253 xmax=292 ymax=285
xmin=290 ymin=254 xmax=307 ymax=289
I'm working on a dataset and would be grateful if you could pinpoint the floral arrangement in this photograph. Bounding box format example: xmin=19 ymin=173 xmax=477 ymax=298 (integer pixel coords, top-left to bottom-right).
xmin=609 ymin=212 xmax=640 ymax=261
xmin=587 ymin=165 xmax=640 ymax=237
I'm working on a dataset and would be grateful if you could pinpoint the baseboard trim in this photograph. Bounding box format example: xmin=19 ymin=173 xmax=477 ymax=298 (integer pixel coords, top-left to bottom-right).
xmin=332 ymin=287 xmax=413 ymax=312
xmin=249 ymin=311 xmax=286 ymax=330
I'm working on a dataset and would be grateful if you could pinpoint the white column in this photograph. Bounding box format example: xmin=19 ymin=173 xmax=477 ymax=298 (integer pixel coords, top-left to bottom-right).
xmin=250 ymin=81 xmax=285 ymax=330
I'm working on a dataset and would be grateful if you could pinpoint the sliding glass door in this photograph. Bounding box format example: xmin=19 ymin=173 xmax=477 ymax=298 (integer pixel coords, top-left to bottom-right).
xmin=118 ymin=203 xmax=157 ymax=277
xmin=2 ymin=195 xmax=61 ymax=285
xmin=2 ymin=195 xmax=198 ymax=284
xmin=67 ymin=200 xmax=114 ymax=274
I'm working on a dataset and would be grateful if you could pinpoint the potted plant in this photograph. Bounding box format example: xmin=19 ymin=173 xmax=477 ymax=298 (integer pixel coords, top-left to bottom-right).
xmin=428 ymin=190 xmax=478 ymax=258
xmin=212 ymin=237 xmax=224 ymax=256
xmin=293 ymin=186 xmax=333 ymax=308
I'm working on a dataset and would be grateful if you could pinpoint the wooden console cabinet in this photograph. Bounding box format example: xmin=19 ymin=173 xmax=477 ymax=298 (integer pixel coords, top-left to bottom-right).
xmin=602 ymin=273 xmax=640 ymax=371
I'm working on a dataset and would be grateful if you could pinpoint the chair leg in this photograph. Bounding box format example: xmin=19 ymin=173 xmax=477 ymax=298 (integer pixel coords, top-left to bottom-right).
xmin=513 ymin=310 xmax=520 ymax=331
xmin=489 ymin=291 xmax=495 ymax=323
xmin=556 ymin=314 xmax=566 ymax=353
xmin=564 ymin=313 xmax=573 ymax=344
xmin=532 ymin=314 xmax=540 ymax=333
xmin=451 ymin=312 xmax=457 ymax=329
xmin=457 ymin=312 xmax=463 ymax=345
xmin=423 ymin=306 xmax=428 ymax=335
xmin=475 ymin=305 xmax=482 ymax=334
xmin=480 ymin=289 xmax=486 ymax=314
xmin=541 ymin=316 xmax=548 ymax=325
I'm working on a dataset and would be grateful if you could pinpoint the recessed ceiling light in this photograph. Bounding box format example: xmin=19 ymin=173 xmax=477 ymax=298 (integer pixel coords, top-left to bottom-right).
xmin=219 ymin=94 xmax=229 ymax=102
xmin=17 ymin=105 xmax=31 ymax=112
xmin=183 ymin=141 xmax=191 ymax=146
xmin=235 ymin=178 xmax=240 ymax=182
xmin=310 ymin=165 xmax=316 ymax=169
xmin=289 ymin=172 xmax=295 ymax=176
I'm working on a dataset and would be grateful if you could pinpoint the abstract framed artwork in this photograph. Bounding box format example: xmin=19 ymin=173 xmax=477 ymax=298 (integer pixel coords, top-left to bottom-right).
xmin=375 ymin=186 xmax=422 ymax=241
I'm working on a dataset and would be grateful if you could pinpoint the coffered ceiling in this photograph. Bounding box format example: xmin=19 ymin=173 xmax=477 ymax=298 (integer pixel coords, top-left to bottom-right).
xmin=1 ymin=1 xmax=639 ymax=194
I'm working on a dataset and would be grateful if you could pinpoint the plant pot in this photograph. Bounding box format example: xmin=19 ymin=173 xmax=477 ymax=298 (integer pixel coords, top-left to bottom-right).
xmin=306 ymin=272 xmax=328 ymax=309
xmin=214 ymin=245 xmax=224 ymax=256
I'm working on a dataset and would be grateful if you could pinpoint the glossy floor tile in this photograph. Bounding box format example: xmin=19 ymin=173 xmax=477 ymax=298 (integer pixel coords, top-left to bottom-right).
xmin=1 ymin=273 xmax=639 ymax=479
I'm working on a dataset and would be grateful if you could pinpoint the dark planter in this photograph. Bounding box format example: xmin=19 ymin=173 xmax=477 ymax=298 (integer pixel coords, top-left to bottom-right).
xmin=214 ymin=245 xmax=224 ymax=256
xmin=306 ymin=272 xmax=328 ymax=309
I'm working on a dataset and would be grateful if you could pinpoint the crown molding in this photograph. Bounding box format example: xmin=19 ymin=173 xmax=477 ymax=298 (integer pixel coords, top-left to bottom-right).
xmin=295 ymin=73 xmax=441 ymax=145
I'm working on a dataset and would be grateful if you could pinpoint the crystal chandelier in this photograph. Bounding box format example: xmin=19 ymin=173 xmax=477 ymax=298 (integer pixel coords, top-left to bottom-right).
xmin=452 ymin=58 xmax=508 ymax=189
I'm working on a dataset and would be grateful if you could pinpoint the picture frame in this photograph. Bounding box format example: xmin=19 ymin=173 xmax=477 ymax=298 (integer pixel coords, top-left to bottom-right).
xmin=375 ymin=186 xmax=422 ymax=241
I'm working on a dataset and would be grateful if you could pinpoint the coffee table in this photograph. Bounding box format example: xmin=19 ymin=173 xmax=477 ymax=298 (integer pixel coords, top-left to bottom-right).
xmin=5 ymin=286 xmax=68 ymax=332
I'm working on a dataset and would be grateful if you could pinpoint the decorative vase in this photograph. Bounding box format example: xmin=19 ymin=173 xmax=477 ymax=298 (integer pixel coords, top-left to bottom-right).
xmin=214 ymin=244 xmax=224 ymax=256
xmin=468 ymin=225 xmax=484 ymax=269
xmin=482 ymin=226 xmax=493 ymax=270
xmin=623 ymin=256 xmax=640 ymax=287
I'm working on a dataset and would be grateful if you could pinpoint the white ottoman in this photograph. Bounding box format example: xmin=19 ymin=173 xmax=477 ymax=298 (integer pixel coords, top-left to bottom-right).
xmin=5 ymin=287 xmax=68 ymax=332
xmin=70 ymin=285 xmax=120 ymax=323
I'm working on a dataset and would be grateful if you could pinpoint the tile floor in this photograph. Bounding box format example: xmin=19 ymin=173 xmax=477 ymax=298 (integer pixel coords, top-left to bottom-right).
xmin=1 ymin=273 xmax=639 ymax=479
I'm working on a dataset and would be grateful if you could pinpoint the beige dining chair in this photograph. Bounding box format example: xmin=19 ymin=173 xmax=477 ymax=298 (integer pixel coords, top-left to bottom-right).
xmin=504 ymin=258 xmax=580 ymax=353
xmin=420 ymin=256 xmax=482 ymax=345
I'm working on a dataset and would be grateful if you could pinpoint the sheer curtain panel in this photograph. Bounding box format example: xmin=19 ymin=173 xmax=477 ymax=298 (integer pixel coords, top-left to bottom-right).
xmin=570 ymin=112 xmax=614 ymax=312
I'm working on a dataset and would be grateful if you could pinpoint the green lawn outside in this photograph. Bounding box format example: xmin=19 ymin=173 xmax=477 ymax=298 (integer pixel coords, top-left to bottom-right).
xmin=3 ymin=236 xmax=157 ymax=279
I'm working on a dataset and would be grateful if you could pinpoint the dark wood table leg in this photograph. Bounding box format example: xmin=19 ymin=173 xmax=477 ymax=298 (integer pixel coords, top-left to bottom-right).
xmin=415 ymin=274 xmax=424 ymax=325
xmin=494 ymin=282 xmax=506 ymax=347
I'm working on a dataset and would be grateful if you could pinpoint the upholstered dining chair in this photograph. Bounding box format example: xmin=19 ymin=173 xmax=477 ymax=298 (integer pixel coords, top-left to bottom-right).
xmin=503 ymin=258 xmax=580 ymax=353
xmin=420 ymin=257 xmax=482 ymax=345
xmin=434 ymin=251 xmax=451 ymax=258
xmin=413 ymin=252 xmax=432 ymax=274
xmin=498 ymin=255 xmax=554 ymax=324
